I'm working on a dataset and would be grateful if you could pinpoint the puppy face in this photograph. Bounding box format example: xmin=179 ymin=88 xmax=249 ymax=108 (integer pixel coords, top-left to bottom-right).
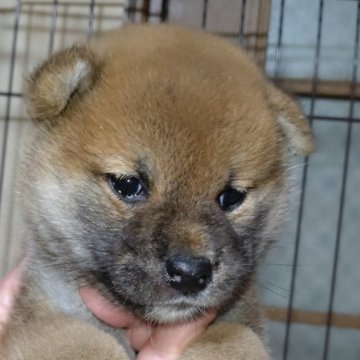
xmin=22 ymin=25 xmax=314 ymax=323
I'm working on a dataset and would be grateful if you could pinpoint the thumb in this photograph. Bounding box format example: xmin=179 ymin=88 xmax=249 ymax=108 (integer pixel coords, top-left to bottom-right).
xmin=137 ymin=310 xmax=216 ymax=360
xmin=79 ymin=286 xmax=136 ymax=328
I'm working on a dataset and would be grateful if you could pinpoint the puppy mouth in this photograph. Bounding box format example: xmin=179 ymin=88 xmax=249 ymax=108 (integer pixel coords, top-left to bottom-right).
xmin=142 ymin=303 xmax=207 ymax=323
xmin=93 ymin=265 xmax=217 ymax=323
xmin=105 ymin=286 xmax=213 ymax=324
xmin=107 ymin=291 xmax=209 ymax=324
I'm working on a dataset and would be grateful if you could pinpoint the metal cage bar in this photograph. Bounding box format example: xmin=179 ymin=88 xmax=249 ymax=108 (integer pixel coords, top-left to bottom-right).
xmin=0 ymin=0 xmax=22 ymax=276
xmin=323 ymin=1 xmax=360 ymax=359
xmin=283 ymin=0 xmax=325 ymax=358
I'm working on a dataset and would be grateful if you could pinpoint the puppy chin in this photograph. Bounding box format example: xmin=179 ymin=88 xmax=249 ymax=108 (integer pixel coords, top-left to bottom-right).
xmin=144 ymin=305 xmax=204 ymax=324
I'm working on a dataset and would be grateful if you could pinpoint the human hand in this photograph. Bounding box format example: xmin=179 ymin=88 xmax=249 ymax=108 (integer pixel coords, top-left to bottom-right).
xmin=80 ymin=287 xmax=216 ymax=360
xmin=0 ymin=261 xmax=24 ymax=336
xmin=0 ymin=264 xmax=216 ymax=360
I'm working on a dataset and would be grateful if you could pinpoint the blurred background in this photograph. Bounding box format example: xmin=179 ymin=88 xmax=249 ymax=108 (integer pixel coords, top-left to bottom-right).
xmin=0 ymin=0 xmax=359 ymax=359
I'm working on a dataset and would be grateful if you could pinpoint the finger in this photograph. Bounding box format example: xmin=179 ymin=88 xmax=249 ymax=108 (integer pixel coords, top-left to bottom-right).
xmin=79 ymin=287 xmax=136 ymax=328
xmin=137 ymin=310 xmax=216 ymax=360
xmin=126 ymin=320 xmax=154 ymax=351
xmin=0 ymin=260 xmax=25 ymax=330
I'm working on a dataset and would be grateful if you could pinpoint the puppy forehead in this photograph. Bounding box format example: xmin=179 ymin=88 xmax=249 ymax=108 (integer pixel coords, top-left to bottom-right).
xmin=57 ymin=26 xmax=281 ymax=185
xmin=80 ymin=90 xmax=279 ymax=191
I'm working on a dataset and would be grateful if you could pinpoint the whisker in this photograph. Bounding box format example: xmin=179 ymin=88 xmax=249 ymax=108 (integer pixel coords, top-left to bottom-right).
xmin=257 ymin=282 xmax=287 ymax=299
xmin=262 ymin=262 xmax=313 ymax=267
xmin=257 ymin=277 xmax=289 ymax=293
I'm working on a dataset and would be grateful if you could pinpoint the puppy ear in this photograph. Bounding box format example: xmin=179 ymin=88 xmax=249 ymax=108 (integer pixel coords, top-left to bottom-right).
xmin=267 ymin=85 xmax=315 ymax=156
xmin=24 ymin=46 xmax=101 ymax=122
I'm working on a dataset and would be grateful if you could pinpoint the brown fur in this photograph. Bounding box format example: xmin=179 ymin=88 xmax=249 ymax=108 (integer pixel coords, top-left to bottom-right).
xmin=1 ymin=24 xmax=314 ymax=359
xmin=4 ymin=315 xmax=128 ymax=360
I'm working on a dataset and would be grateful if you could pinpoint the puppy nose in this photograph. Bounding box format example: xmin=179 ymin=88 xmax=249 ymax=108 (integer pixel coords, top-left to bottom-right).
xmin=165 ymin=255 xmax=212 ymax=295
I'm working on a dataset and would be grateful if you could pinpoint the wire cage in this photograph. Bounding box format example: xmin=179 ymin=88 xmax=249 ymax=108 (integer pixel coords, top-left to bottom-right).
xmin=0 ymin=1 xmax=359 ymax=359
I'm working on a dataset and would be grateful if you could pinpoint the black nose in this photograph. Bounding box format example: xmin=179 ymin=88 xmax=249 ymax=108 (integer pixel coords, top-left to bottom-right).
xmin=165 ymin=255 xmax=212 ymax=295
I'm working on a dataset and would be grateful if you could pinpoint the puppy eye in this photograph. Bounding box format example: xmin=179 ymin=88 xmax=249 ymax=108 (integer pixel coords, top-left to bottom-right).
xmin=217 ymin=188 xmax=247 ymax=211
xmin=107 ymin=174 xmax=146 ymax=202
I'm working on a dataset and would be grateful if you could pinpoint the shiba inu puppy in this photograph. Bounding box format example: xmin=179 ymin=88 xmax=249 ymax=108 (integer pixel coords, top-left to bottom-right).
xmin=1 ymin=25 xmax=314 ymax=359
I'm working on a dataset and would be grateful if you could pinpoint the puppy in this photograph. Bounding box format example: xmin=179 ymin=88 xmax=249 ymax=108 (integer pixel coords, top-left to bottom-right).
xmin=1 ymin=25 xmax=314 ymax=359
